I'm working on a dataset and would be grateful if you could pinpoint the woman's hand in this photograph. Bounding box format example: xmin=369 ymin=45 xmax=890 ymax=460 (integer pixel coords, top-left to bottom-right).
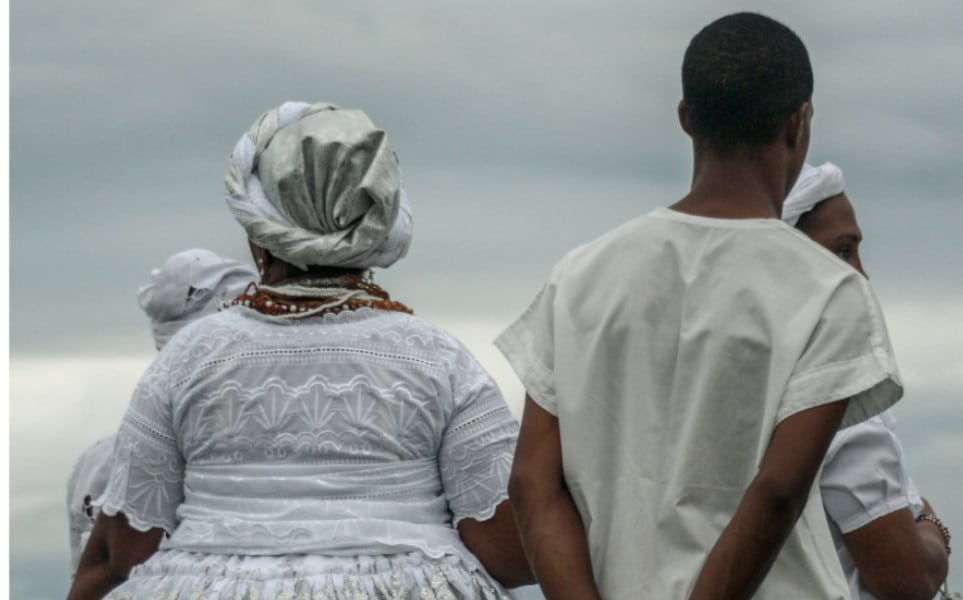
xmin=67 ymin=512 xmax=164 ymax=600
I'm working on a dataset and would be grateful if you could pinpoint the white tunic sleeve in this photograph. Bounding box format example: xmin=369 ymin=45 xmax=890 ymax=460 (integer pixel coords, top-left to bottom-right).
xmin=439 ymin=342 xmax=519 ymax=526
xmin=99 ymin=349 xmax=184 ymax=534
xmin=779 ymin=275 xmax=902 ymax=429
xmin=494 ymin=275 xmax=560 ymax=416
xmin=821 ymin=412 xmax=913 ymax=533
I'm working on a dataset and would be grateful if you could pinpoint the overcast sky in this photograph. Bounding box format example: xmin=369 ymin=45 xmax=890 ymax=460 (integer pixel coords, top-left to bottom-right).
xmin=10 ymin=1 xmax=963 ymax=598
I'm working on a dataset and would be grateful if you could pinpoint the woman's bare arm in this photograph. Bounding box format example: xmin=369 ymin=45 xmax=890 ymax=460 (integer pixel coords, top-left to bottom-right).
xmin=457 ymin=499 xmax=535 ymax=587
xmin=843 ymin=499 xmax=949 ymax=600
xmin=67 ymin=512 xmax=164 ymax=600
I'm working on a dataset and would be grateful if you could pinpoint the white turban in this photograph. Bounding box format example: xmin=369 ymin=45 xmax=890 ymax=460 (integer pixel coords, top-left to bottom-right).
xmin=137 ymin=249 xmax=257 ymax=350
xmin=782 ymin=162 xmax=846 ymax=226
xmin=224 ymin=101 xmax=412 ymax=270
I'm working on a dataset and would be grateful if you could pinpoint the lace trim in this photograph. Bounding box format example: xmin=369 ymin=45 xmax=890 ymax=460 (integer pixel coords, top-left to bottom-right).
xmin=450 ymin=490 xmax=510 ymax=528
xmin=99 ymin=500 xmax=175 ymax=534
xmin=173 ymin=346 xmax=445 ymax=390
xmin=444 ymin=407 xmax=504 ymax=439
xmin=108 ymin=550 xmax=511 ymax=600
xmin=125 ymin=409 xmax=178 ymax=447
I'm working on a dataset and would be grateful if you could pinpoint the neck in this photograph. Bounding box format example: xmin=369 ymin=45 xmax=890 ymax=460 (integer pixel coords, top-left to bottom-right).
xmin=262 ymin=264 xmax=367 ymax=287
xmin=248 ymin=240 xmax=370 ymax=287
xmin=671 ymin=147 xmax=792 ymax=219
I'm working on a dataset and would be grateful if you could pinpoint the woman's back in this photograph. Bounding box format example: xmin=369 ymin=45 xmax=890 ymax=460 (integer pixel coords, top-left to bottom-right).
xmin=107 ymin=307 xmax=518 ymax=561
xmin=71 ymin=101 xmax=532 ymax=599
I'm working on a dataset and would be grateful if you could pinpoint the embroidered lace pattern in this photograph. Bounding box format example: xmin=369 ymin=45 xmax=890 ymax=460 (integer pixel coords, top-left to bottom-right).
xmin=99 ymin=307 xmax=518 ymax=565
xmin=105 ymin=551 xmax=512 ymax=599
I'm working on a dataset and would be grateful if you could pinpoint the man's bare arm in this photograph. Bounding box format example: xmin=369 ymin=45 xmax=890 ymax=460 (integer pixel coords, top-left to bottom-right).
xmin=509 ymin=395 xmax=601 ymax=600
xmin=690 ymin=399 xmax=848 ymax=600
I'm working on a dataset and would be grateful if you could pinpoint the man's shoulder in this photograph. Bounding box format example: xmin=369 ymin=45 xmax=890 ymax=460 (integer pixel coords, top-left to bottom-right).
xmin=553 ymin=211 xmax=665 ymax=271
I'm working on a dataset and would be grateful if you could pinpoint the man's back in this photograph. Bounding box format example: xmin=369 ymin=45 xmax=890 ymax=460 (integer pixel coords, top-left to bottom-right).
xmin=501 ymin=13 xmax=905 ymax=599
xmin=498 ymin=208 xmax=901 ymax=597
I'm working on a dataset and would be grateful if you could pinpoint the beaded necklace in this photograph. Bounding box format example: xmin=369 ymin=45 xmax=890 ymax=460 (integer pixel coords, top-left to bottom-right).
xmin=227 ymin=275 xmax=413 ymax=319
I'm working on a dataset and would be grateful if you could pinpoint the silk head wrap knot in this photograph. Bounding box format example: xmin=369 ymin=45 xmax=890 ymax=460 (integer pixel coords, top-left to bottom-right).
xmin=782 ymin=162 xmax=846 ymax=226
xmin=137 ymin=249 xmax=258 ymax=350
xmin=224 ymin=101 xmax=412 ymax=270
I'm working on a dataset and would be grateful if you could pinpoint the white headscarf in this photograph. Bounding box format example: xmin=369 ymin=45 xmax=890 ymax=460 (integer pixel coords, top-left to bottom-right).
xmin=782 ymin=162 xmax=846 ymax=226
xmin=137 ymin=249 xmax=257 ymax=350
xmin=224 ymin=101 xmax=413 ymax=270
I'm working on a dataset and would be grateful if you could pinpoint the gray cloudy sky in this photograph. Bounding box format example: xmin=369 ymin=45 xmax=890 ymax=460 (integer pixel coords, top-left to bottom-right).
xmin=10 ymin=1 xmax=963 ymax=598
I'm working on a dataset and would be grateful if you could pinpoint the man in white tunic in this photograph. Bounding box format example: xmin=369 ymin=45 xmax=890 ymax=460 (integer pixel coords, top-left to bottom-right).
xmin=497 ymin=13 xmax=903 ymax=599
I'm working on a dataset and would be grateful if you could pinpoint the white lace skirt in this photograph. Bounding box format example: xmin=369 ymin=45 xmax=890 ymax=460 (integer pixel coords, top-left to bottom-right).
xmin=105 ymin=550 xmax=513 ymax=600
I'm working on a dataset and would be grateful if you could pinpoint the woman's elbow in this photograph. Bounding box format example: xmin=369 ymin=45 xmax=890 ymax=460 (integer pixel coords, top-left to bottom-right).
xmin=457 ymin=502 xmax=536 ymax=588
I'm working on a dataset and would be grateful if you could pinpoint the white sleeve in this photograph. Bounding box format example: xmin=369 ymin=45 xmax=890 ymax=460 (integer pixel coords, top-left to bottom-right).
xmin=821 ymin=413 xmax=914 ymax=534
xmin=780 ymin=275 xmax=902 ymax=429
xmin=439 ymin=342 xmax=518 ymax=526
xmin=495 ymin=270 xmax=561 ymax=416
xmin=98 ymin=352 xmax=184 ymax=534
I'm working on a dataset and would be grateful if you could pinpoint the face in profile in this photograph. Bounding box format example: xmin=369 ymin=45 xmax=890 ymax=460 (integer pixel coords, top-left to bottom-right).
xmin=797 ymin=192 xmax=866 ymax=277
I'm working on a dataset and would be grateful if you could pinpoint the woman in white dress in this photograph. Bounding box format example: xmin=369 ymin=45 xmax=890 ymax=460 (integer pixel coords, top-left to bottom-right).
xmin=68 ymin=102 xmax=533 ymax=599
xmin=66 ymin=249 xmax=257 ymax=576
xmin=784 ymin=163 xmax=951 ymax=600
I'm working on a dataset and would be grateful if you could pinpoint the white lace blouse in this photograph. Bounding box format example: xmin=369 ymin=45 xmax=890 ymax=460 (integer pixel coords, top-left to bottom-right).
xmin=100 ymin=306 xmax=518 ymax=566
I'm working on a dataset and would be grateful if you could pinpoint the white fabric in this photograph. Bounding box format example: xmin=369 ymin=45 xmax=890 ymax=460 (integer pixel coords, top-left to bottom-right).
xmin=496 ymin=207 xmax=902 ymax=599
xmin=99 ymin=307 xmax=518 ymax=598
xmin=137 ymin=249 xmax=257 ymax=350
xmin=783 ymin=162 xmax=846 ymax=226
xmin=106 ymin=551 xmax=509 ymax=600
xmin=821 ymin=410 xmax=931 ymax=600
xmin=66 ymin=434 xmax=115 ymax=574
xmin=225 ymin=101 xmax=413 ymax=270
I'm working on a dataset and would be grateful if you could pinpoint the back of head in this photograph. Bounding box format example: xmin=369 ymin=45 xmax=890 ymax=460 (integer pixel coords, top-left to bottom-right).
xmin=225 ymin=102 xmax=413 ymax=271
xmin=682 ymin=12 xmax=813 ymax=156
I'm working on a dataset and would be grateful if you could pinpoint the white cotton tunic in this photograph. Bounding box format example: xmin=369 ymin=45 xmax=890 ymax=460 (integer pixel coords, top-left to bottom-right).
xmin=99 ymin=306 xmax=518 ymax=599
xmin=496 ymin=208 xmax=903 ymax=599
xmin=821 ymin=409 xmax=934 ymax=600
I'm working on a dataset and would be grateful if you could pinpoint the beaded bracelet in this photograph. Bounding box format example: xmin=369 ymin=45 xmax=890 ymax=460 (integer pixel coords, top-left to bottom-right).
xmin=916 ymin=512 xmax=952 ymax=556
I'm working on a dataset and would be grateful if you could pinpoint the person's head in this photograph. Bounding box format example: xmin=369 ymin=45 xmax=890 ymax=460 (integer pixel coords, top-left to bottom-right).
xmin=225 ymin=102 xmax=412 ymax=279
xmin=680 ymin=12 xmax=813 ymax=176
xmin=137 ymin=249 xmax=258 ymax=350
xmin=783 ymin=163 xmax=865 ymax=276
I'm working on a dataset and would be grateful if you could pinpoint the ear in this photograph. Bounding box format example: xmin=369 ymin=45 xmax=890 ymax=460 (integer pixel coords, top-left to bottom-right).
xmin=677 ymin=99 xmax=692 ymax=137
xmin=784 ymin=101 xmax=812 ymax=149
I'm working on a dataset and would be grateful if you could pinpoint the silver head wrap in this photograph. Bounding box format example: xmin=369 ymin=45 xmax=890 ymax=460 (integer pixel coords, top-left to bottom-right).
xmin=137 ymin=249 xmax=258 ymax=350
xmin=782 ymin=162 xmax=846 ymax=226
xmin=224 ymin=101 xmax=412 ymax=270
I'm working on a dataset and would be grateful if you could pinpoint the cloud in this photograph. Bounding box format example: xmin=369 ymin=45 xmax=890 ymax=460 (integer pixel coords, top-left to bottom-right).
xmin=10 ymin=0 xmax=963 ymax=593
xmin=883 ymin=300 xmax=963 ymax=399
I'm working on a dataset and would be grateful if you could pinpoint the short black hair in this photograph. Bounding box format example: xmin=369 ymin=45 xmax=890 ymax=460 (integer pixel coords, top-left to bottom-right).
xmin=682 ymin=12 xmax=813 ymax=155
